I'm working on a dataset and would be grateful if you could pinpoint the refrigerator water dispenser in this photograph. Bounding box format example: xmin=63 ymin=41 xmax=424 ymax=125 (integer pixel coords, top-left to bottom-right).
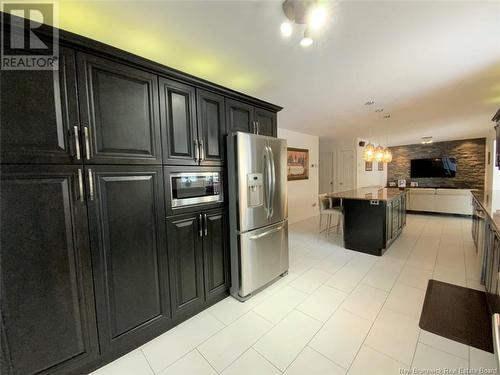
xmin=247 ymin=173 xmax=263 ymax=207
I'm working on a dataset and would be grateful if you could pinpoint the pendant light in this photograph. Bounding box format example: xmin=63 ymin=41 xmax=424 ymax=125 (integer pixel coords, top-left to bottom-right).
xmin=374 ymin=145 xmax=384 ymax=162
xmin=383 ymin=147 xmax=393 ymax=163
xmin=363 ymin=142 xmax=375 ymax=161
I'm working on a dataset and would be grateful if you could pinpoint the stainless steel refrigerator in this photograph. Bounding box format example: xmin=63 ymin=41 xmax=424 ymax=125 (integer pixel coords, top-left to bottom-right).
xmin=227 ymin=132 xmax=289 ymax=301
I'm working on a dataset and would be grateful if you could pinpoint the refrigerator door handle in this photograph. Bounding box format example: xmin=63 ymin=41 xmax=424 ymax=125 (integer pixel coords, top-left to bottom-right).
xmin=268 ymin=145 xmax=276 ymax=219
xmin=264 ymin=146 xmax=273 ymax=220
xmin=249 ymin=225 xmax=284 ymax=240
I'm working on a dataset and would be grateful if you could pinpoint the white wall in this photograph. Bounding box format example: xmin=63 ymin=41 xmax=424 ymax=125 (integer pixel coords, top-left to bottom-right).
xmin=278 ymin=128 xmax=319 ymax=224
xmin=356 ymin=138 xmax=388 ymax=188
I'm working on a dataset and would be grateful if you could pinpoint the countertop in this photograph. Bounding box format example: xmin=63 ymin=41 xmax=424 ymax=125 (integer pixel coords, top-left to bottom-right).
xmin=471 ymin=190 xmax=500 ymax=232
xmin=327 ymin=187 xmax=406 ymax=201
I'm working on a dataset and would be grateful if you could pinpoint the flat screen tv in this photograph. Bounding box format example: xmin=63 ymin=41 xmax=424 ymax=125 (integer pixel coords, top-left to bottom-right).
xmin=410 ymin=157 xmax=457 ymax=178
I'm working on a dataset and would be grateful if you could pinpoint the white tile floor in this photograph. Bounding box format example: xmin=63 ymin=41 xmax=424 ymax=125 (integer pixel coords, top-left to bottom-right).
xmin=92 ymin=214 xmax=498 ymax=375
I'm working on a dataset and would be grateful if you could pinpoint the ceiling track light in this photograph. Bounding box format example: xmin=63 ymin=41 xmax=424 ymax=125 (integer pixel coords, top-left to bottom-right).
xmin=300 ymin=29 xmax=313 ymax=47
xmin=280 ymin=0 xmax=328 ymax=47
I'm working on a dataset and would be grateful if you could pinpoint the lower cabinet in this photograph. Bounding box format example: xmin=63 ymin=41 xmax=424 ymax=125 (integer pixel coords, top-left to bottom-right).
xmin=0 ymin=166 xmax=99 ymax=375
xmin=167 ymin=208 xmax=229 ymax=318
xmin=87 ymin=165 xmax=172 ymax=357
xmin=1 ymin=165 xmax=229 ymax=374
xmin=386 ymin=193 xmax=407 ymax=247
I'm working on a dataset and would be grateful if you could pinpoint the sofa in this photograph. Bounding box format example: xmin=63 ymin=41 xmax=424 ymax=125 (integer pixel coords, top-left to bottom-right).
xmin=408 ymin=188 xmax=473 ymax=215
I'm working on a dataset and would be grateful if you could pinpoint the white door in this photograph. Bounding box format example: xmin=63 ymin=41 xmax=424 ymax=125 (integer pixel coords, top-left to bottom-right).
xmin=337 ymin=150 xmax=355 ymax=192
xmin=319 ymin=152 xmax=334 ymax=193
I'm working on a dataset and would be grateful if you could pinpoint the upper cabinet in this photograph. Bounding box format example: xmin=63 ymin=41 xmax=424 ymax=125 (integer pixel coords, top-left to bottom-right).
xmin=226 ymin=98 xmax=255 ymax=134
xmin=160 ymin=78 xmax=198 ymax=165
xmin=226 ymin=98 xmax=278 ymax=137
xmin=160 ymin=80 xmax=225 ymax=166
xmin=255 ymin=108 xmax=277 ymax=137
xmin=1 ymin=46 xmax=80 ymax=164
xmin=77 ymin=53 xmax=162 ymax=164
xmin=197 ymin=89 xmax=225 ymax=165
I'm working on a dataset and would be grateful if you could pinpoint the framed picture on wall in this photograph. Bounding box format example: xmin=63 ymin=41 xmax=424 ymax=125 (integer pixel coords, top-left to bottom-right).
xmin=365 ymin=161 xmax=373 ymax=171
xmin=287 ymin=148 xmax=309 ymax=180
xmin=378 ymin=162 xmax=384 ymax=171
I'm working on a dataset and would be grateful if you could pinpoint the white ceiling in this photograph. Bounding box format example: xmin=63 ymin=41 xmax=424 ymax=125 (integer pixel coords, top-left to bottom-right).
xmin=61 ymin=1 xmax=500 ymax=145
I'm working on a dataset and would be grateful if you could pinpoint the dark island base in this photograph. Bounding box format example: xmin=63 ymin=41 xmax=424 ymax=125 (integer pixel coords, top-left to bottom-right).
xmin=342 ymin=194 xmax=406 ymax=256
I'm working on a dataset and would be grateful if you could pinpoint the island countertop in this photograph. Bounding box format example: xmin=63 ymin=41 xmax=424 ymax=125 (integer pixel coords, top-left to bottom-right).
xmin=471 ymin=190 xmax=500 ymax=232
xmin=327 ymin=187 xmax=407 ymax=201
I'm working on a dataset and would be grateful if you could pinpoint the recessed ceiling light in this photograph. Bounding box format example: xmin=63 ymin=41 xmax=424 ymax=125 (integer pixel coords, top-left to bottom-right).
xmin=280 ymin=21 xmax=293 ymax=37
xmin=364 ymin=100 xmax=375 ymax=105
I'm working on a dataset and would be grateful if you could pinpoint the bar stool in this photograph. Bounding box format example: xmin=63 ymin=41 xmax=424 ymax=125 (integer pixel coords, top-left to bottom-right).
xmin=318 ymin=194 xmax=343 ymax=236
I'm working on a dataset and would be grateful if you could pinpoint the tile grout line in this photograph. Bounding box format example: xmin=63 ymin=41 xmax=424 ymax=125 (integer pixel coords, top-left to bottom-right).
xmin=343 ymin=216 xmax=428 ymax=373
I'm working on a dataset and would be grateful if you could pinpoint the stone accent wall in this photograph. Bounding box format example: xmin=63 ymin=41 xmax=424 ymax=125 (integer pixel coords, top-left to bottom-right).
xmin=387 ymin=138 xmax=486 ymax=190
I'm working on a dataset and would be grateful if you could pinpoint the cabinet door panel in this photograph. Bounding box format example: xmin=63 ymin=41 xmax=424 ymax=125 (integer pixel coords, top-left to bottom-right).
xmin=226 ymin=98 xmax=254 ymax=134
xmin=1 ymin=46 xmax=80 ymax=164
xmin=255 ymin=107 xmax=277 ymax=137
xmin=77 ymin=53 xmax=162 ymax=164
xmin=0 ymin=166 xmax=98 ymax=374
xmin=88 ymin=166 xmax=170 ymax=355
xmin=160 ymin=79 xmax=198 ymax=165
xmin=197 ymin=89 xmax=225 ymax=165
xmin=203 ymin=210 xmax=230 ymax=300
xmin=167 ymin=214 xmax=204 ymax=317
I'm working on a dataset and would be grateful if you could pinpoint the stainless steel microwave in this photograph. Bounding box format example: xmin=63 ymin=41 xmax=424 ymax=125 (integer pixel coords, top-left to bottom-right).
xmin=170 ymin=171 xmax=223 ymax=208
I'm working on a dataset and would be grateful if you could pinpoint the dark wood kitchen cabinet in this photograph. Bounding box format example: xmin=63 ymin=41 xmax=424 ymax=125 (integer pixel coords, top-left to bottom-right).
xmin=197 ymin=89 xmax=225 ymax=165
xmin=226 ymin=98 xmax=278 ymax=137
xmin=77 ymin=53 xmax=162 ymax=164
xmin=0 ymin=47 xmax=81 ymax=164
xmin=0 ymin=165 xmax=98 ymax=375
xmin=86 ymin=165 xmax=171 ymax=356
xmin=160 ymin=82 xmax=225 ymax=166
xmin=255 ymin=107 xmax=277 ymax=137
xmin=167 ymin=213 xmax=205 ymax=318
xmin=167 ymin=208 xmax=228 ymax=318
xmin=160 ymin=78 xmax=198 ymax=165
xmin=226 ymin=98 xmax=255 ymax=134
xmin=203 ymin=210 xmax=230 ymax=301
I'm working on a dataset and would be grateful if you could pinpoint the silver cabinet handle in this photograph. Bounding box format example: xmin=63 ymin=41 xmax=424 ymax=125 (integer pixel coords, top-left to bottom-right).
xmin=253 ymin=121 xmax=257 ymax=134
xmin=493 ymin=313 xmax=500 ymax=369
xmin=204 ymin=213 xmax=208 ymax=236
xmin=73 ymin=126 xmax=81 ymax=160
xmin=77 ymin=168 xmax=84 ymax=202
xmin=256 ymin=121 xmax=260 ymax=135
xmin=83 ymin=126 xmax=91 ymax=160
xmin=199 ymin=140 xmax=205 ymax=162
xmin=88 ymin=169 xmax=94 ymax=201
xmin=198 ymin=214 xmax=203 ymax=237
xmin=194 ymin=139 xmax=199 ymax=163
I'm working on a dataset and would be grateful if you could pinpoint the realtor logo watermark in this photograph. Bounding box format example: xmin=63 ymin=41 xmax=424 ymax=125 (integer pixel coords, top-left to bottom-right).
xmin=1 ymin=1 xmax=59 ymax=70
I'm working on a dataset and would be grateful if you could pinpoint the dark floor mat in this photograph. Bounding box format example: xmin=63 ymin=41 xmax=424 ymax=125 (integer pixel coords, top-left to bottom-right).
xmin=419 ymin=279 xmax=493 ymax=353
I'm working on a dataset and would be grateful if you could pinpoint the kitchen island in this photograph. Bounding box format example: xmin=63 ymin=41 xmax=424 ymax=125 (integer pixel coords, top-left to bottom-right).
xmin=327 ymin=187 xmax=408 ymax=256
